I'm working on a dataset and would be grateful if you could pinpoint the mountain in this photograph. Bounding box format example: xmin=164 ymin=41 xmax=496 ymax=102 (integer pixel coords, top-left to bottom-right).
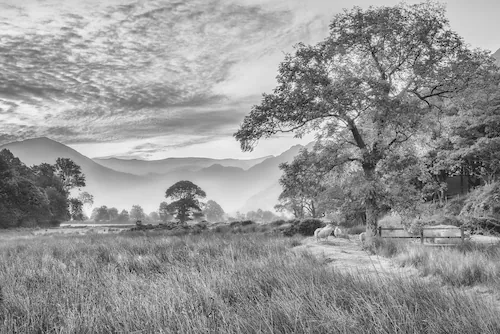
xmin=239 ymin=181 xmax=282 ymax=213
xmin=493 ymin=48 xmax=500 ymax=65
xmin=93 ymin=155 xmax=272 ymax=175
xmin=0 ymin=137 xmax=155 ymax=213
xmin=0 ymin=137 xmax=311 ymax=216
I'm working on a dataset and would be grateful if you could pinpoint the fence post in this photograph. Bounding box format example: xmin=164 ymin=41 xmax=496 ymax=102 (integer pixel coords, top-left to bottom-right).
xmin=420 ymin=229 xmax=424 ymax=244
xmin=460 ymin=226 xmax=464 ymax=244
xmin=378 ymin=226 xmax=382 ymax=237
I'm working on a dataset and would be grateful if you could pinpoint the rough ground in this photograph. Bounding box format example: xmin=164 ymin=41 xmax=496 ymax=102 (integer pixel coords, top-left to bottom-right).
xmin=294 ymin=235 xmax=500 ymax=312
xmin=294 ymin=236 xmax=420 ymax=279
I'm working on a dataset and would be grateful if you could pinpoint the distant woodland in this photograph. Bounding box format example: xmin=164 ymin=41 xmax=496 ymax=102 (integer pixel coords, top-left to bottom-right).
xmin=0 ymin=149 xmax=89 ymax=228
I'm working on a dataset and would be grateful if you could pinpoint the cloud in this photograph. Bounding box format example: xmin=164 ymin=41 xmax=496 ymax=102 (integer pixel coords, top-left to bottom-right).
xmin=0 ymin=0 xmax=345 ymax=157
xmin=0 ymin=0 xmax=318 ymax=148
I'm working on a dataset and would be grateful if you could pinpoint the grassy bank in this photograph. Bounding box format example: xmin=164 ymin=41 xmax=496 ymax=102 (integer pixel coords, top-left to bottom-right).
xmin=371 ymin=238 xmax=500 ymax=288
xmin=0 ymin=232 xmax=499 ymax=333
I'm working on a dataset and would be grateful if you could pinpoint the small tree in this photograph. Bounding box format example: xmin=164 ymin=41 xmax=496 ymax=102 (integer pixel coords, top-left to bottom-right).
xmin=69 ymin=198 xmax=84 ymax=220
xmin=108 ymin=207 xmax=119 ymax=221
xmin=159 ymin=201 xmax=173 ymax=222
xmin=203 ymin=200 xmax=225 ymax=222
xmin=148 ymin=211 xmax=160 ymax=222
xmin=91 ymin=205 xmax=110 ymax=222
xmin=118 ymin=209 xmax=130 ymax=222
xmin=130 ymin=205 xmax=146 ymax=221
xmin=165 ymin=180 xmax=206 ymax=224
xmin=277 ymin=148 xmax=331 ymax=218
xmin=55 ymin=158 xmax=86 ymax=193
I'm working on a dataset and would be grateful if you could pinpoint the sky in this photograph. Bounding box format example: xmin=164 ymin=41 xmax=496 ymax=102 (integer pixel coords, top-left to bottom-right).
xmin=0 ymin=0 xmax=499 ymax=160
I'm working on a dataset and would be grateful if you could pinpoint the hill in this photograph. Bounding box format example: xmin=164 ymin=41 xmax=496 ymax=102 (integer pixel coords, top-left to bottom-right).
xmin=0 ymin=137 xmax=311 ymax=216
xmin=493 ymin=48 xmax=500 ymax=65
xmin=0 ymin=137 xmax=154 ymax=214
xmin=93 ymin=155 xmax=272 ymax=175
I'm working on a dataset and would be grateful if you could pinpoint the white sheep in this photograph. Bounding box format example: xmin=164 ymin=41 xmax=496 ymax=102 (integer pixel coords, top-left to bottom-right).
xmin=359 ymin=232 xmax=366 ymax=244
xmin=334 ymin=226 xmax=343 ymax=238
xmin=315 ymin=224 xmax=335 ymax=242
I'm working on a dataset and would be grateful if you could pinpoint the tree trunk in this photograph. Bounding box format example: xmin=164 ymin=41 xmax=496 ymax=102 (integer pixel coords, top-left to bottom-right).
xmin=365 ymin=196 xmax=378 ymax=240
xmin=362 ymin=162 xmax=379 ymax=243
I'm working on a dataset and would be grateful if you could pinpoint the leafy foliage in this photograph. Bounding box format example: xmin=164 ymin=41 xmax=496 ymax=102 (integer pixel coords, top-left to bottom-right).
xmin=165 ymin=181 xmax=206 ymax=223
xmin=159 ymin=202 xmax=173 ymax=222
xmin=54 ymin=158 xmax=86 ymax=192
xmin=203 ymin=200 xmax=225 ymax=222
xmin=0 ymin=149 xmax=90 ymax=228
xmin=234 ymin=2 xmax=490 ymax=239
xmin=275 ymin=147 xmax=330 ymax=218
xmin=130 ymin=205 xmax=146 ymax=221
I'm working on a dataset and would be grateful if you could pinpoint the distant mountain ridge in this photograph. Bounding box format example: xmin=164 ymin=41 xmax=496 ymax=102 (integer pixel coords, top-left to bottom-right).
xmin=93 ymin=155 xmax=273 ymax=175
xmin=0 ymin=137 xmax=312 ymax=215
xmin=493 ymin=48 xmax=500 ymax=65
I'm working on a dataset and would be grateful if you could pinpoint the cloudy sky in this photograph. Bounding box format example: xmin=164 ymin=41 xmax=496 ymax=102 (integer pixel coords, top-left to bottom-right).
xmin=1 ymin=0 xmax=499 ymax=160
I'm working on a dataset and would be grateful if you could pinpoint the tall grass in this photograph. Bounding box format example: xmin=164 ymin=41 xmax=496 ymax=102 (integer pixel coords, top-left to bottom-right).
xmin=395 ymin=242 xmax=500 ymax=288
xmin=0 ymin=232 xmax=499 ymax=333
xmin=369 ymin=236 xmax=500 ymax=289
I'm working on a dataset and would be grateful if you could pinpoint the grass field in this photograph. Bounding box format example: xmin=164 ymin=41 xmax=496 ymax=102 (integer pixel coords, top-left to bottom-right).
xmin=370 ymin=238 xmax=500 ymax=289
xmin=1 ymin=231 xmax=500 ymax=333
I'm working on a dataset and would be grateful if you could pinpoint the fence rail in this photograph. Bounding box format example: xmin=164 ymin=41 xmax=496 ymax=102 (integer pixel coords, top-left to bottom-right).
xmin=378 ymin=226 xmax=465 ymax=244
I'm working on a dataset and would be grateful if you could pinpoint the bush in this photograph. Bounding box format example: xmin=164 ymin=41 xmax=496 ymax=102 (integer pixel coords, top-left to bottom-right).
xmin=460 ymin=182 xmax=500 ymax=234
xmin=366 ymin=237 xmax=403 ymax=258
xmin=281 ymin=225 xmax=297 ymax=237
xmin=269 ymin=219 xmax=287 ymax=227
xmin=229 ymin=220 xmax=255 ymax=227
xmin=444 ymin=196 xmax=466 ymax=216
xmin=296 ymin=219 xmax=324 ymax=236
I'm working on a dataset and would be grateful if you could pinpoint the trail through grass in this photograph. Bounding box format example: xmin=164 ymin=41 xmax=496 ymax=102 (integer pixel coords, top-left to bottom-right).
xmin=0 ymin=232 xmax=499 ymax=333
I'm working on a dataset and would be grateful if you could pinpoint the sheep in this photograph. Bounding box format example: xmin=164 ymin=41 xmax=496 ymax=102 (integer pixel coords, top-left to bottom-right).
xmin=315 ymin=223 xmax=335 ymax=242
xmin=359 ymin=232 xmax=366 ymax=244
xmin=334 ymin=226 xmax=343 ymax=238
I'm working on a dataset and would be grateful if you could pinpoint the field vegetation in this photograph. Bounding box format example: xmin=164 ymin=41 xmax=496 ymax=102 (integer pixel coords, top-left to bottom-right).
xmin=1 ymin=231 xmax=500 ymax=333
xmin=370 ymin=237 xmax=500 ymax=290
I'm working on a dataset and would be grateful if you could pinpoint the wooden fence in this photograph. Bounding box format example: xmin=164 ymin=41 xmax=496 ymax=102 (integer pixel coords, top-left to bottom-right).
xmin=378 ymin=226 xmax=465 ymax=245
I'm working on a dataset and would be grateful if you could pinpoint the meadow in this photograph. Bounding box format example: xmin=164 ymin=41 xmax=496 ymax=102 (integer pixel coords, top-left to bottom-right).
xmin=1 ymin=230 xmax=500 ymax=333
xmin=371 ymin=238 xmax=500 ymax=289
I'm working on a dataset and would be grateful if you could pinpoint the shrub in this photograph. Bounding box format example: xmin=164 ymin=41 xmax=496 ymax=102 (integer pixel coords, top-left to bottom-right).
xmin=444 ymin=196 xmax=467 ymax=216
xmin=296 ymin=219 xmax=323 ymax=236
xmin=229 ymin=220 xmax=255 ymax=227
xmin=281 ymin=225 xmax=297 ymax=237
xmin=269 ymin=219 xmax=287 ymax=227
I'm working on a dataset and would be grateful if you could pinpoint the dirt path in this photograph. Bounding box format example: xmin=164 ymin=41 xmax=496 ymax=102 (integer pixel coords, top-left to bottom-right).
xmin=294 ymin=235 xmax=420 ymax=279
xmin=294 ymin=235 xmax=500 ymax=312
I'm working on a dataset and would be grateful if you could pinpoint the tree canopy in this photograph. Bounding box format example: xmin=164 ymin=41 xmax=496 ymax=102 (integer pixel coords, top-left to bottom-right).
xmin=0 ymin=149 xmax=88 ymax=227
xmin=234 ymin=2 xmax=494 ymax=240
xmin=130 ymin=205 xmax=146 ymax=221
xmin=203 ymin=200 xmax=225 ymax=222
xmin=165 ymin=180 xmax=206 ymax=224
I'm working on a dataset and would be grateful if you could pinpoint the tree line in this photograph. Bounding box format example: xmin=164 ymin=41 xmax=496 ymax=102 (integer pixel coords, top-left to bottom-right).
xmin=90 ymin=180 xmax=284 ymax=225
xmin=0 ymin=149 xmax=90 ymax=228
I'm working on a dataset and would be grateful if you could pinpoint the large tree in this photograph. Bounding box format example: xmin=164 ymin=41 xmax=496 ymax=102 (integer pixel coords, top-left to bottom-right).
xmin=165 ymin=180 xmax=206 ymax=224
xmin=234 ymin=2 xmax=491 ymax=241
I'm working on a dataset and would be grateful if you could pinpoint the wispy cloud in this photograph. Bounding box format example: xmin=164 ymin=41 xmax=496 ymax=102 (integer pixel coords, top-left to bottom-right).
xmin=0 ymin=0 xmax=323 ymax=151
xmin=1 ymin=0 xmax=495 ymax=158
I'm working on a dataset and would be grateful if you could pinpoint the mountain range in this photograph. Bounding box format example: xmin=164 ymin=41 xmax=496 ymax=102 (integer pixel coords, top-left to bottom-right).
xmin=0 ymin=137 xmax=311 ymax=216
